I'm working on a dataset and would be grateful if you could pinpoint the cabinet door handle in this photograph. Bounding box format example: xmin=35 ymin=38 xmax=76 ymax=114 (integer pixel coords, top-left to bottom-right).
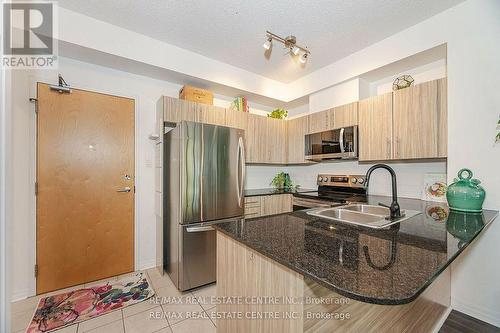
xmin=395 ymin=138 xmax=400 ymax=158
xmin=386 ymin=138 xmax=391 ymax=159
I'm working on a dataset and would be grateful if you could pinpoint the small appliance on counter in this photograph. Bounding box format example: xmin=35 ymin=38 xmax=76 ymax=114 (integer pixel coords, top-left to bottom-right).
xmin=292 ymin=174 xmax=367 ymax=210
xmin=446 ymin=168 xmax=485 ymax=212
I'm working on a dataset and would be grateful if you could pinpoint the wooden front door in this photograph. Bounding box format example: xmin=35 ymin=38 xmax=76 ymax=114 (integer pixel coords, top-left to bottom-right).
xmin=36 ymin=83 xmax=135 ymax=294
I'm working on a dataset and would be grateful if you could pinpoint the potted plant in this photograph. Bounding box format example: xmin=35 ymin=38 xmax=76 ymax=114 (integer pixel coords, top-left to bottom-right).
xmin=270 ymin=172 xmax=297 ymax=190
xmin=267 ymin=108 xmax=288 ymax=119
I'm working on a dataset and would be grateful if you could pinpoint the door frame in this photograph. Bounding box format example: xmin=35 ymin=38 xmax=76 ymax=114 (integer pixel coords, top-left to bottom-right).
xmin=30 ymin=77 xmax=140 ymax=296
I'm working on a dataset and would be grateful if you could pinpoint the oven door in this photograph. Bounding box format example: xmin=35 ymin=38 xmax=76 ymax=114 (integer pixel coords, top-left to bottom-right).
xmin=292 ymin=197 xmax=341 ymax=211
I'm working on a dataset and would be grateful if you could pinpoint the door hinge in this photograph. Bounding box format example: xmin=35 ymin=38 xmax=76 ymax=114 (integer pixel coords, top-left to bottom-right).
xmin=35 ymin=182 xmax=38 ymax=195
xmin=29 ymin=98 xmax=38 ymax=113
xmin=34 ymin=264 xmax=39 ymax=278
xmin=134 ymin=186 xmax=136 ymax=193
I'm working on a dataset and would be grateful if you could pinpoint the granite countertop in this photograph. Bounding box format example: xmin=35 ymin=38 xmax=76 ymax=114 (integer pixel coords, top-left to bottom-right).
xmin=214 ymin=196 xmax=498 ymax=305
xmin=244 ymin=188 xmax=317 ymax=197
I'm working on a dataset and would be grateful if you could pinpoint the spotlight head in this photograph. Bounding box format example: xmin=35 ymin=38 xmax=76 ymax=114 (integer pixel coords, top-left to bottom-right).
xmin=299 ymin=53 xmax=308 ymax=64
xmin=263 ymin=38 xmax=272 ymax=50
xmin=291 ymin=46 xmax=300 ymax=56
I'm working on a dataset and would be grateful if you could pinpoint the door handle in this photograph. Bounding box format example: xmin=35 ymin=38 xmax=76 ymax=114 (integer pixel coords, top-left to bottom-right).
xmin=186 ymin=226 xmax=214 ymax=233
xmin=116 ymin=187 xmax=131 ymax=193
xmin=237 ymin=136 xmax=245 ymax=208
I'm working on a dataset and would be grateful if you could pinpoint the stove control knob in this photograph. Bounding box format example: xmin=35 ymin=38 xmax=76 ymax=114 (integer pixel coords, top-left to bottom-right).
xmin=357 ymin=178 xmax=365 ymax=185
xmin=324 ymin=178 xmax=329 ymax=182
xmin=318 ymin=177 xmax=323 ymax=182
xmin=351 ymin=178 xmax=357 ymax=184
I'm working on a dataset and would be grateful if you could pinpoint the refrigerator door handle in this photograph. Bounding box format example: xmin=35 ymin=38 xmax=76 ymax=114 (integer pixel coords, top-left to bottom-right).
xmin=186 ymin=225 xmax=214 ymax=233
xmin=237 ymin=136 xmax=245 ymax=207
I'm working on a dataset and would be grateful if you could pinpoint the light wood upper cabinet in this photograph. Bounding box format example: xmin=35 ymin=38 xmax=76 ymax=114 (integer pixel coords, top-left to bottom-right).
xmin=308 ymin=109 xmax=333 ymax=134
xmin=393 ymin=78 xmax=447 ymax=159
xmin=197 ymin=103 xmax=226 ymax=126
xmin=225 ymin=110 xmax=248 ymax=130
xmin=437 ymin=78 xmax=447 ymax=158
xmin=163 ymin=96 xmax=198 ymax=123
xmin=332 ymin=102 xmax=358 ymax=128
xmin=261 ymin=194 xmax=293 ymax=216
xmin=266 ymin=118 xmax=287 ymax=164
xmin=162 ymin=96 xmax=225 ymax=126
xmin=287 ymin=116 xmax=309 ymax=164
xmin=246 ymin=113 xmax=266 ymax=163
xmin=246 ymin=114 xmax=287 ymax=164
xmin=358 ymin=93 xmax=393 ymax=161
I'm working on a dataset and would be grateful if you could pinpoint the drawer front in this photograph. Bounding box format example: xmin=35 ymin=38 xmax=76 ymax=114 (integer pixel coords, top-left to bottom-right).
xmin=244 ymin=196 xmax=261 ymax=206
xmin=244 ymin=206 xmax=261 ymax=217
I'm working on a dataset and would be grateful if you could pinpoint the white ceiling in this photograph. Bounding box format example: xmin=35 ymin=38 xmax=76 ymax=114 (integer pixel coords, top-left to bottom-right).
xmin=58 ymin=0 xmax=462 ymax=83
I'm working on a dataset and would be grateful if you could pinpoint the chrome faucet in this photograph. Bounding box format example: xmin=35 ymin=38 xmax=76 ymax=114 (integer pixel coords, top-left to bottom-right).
xmin=364 ymin=164 xmax=403 ymax=221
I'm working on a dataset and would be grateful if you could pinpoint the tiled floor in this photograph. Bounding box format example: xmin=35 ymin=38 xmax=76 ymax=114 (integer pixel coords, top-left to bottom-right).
xmin=10 ymin=269 xmax=217 ymax=333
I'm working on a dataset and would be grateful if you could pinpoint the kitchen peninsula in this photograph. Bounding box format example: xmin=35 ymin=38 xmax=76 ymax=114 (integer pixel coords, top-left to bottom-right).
xmin=214 ymin=197 xmax=498 ymax=332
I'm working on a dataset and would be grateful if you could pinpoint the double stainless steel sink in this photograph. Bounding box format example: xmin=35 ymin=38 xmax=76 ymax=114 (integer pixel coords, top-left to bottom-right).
xmin=306 ymin=204 xmax=421 ymax=229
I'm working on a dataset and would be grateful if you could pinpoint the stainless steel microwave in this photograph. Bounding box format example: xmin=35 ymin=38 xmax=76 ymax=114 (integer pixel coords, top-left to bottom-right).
xmin=305 ymin=126 xmax=358 ymax=161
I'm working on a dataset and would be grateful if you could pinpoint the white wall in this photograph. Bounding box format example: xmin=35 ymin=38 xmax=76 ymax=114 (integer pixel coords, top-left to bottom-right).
xmin=1 ymin=61 xmax=13 ymax=333
xmin=309 ymin=78 xmax=361 ymax=113
xmin=370 ymin=59 xmax=447 ymax=96
xmin=288 ymin=161 xmax=446 ymax=199
xmin=441 ymin=1 xmax=500 ymax=325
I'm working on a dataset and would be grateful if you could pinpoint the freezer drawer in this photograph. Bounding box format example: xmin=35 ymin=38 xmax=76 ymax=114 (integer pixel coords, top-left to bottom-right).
xmin=179 ymin=224 xmax=216 ymax=291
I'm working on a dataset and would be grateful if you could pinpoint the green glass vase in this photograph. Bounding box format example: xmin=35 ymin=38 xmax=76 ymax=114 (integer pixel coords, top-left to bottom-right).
xmin=446 ymin=168 xmax=485 ymax=212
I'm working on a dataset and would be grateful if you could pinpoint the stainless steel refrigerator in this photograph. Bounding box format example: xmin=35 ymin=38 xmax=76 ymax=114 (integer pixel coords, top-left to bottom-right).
xmin=163 ymin=121 xmax=245 ymax=291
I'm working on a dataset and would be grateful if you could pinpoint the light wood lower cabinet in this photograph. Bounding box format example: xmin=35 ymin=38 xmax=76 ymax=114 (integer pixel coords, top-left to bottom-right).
xmin=217 ymin=232 xmax=304 ymax=333
xmin=244 ymin=194 xmax=292 ymax=218
xmin=393 ymin=78 xmax=447 ymax=159
xmin=261 ymin=194 xmax=293 ymax=216
xmin=358 ymin=93 xmax=393 ymax=161
xmin=217 ymin=231 xmax=450 ymax=333
xmin=244 ymin=196 xmax=262 ymax=218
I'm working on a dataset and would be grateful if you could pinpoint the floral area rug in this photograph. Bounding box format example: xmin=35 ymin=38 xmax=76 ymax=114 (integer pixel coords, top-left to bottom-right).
xmin=26 ymin=272 xmax=154 ymax=333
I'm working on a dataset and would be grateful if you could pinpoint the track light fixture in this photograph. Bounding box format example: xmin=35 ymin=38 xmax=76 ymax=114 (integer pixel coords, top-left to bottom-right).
xmin=263 ymin=37 xmax=272 ymax=50
xmin=299 ymin=53 xmax=308 ymax=64
xmin=263 ymin=30 xmax=310 ymax=64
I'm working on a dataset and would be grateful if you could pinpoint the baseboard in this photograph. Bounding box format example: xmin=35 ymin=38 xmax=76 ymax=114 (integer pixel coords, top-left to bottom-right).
xmin=11 ymin=289 xmax=32 ymax=303
xmin=452 ymin=297 xmax=500 ymax=328
xmin=138 ymin=259 xmax=156 ymax=271
xmin=431 ymin=307 xmax=452 ymax=333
